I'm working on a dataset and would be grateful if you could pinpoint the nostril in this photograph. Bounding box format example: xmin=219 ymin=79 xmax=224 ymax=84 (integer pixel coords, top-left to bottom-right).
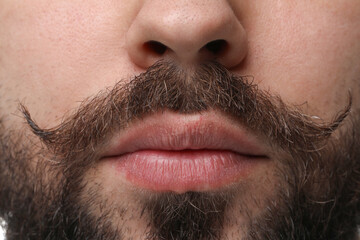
xmin=204 ymin=39 xmax=228 ymax=55
xmin=143 ymin=40 xmax=167 ymax=55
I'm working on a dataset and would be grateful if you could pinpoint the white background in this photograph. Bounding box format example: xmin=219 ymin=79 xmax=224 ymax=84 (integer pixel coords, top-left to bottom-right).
xmin=0 ymin=227 xmax=4 ymax=240
xmin=0 ymin=218 xmax=5 ymax=240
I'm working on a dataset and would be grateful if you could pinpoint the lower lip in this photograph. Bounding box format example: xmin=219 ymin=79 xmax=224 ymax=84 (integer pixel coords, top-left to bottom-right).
xmin=106 ymin=150 xmax=264 ymax=193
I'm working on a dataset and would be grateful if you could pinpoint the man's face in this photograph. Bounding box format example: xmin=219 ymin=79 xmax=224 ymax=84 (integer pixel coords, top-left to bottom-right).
xmin=0 ymin=1 xmax=359 ymax=239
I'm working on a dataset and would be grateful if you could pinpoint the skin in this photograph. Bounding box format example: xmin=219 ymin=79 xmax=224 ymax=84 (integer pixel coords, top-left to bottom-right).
xmin=0 ymin=0 xmax=359 ymax=239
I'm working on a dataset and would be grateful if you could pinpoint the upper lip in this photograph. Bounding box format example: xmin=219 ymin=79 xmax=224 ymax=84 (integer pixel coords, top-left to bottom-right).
xmin=102 ymin=110 xmax=269 ymax=158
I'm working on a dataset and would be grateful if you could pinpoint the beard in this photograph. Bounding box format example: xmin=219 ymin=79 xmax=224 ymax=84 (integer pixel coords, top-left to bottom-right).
xmin=0 ymin=60 xmax=359 ymax=240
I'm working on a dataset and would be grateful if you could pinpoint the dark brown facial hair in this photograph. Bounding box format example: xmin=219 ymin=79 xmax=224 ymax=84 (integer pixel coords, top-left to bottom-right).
xmin=0 ymin=60 xmax=359 ymax=240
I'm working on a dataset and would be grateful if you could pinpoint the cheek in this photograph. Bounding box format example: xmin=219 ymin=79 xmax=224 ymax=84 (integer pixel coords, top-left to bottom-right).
xmin=0 ymin=1 xmax=139 ymax=127
xmin=240 ymin=2 xmax=360 ymax=120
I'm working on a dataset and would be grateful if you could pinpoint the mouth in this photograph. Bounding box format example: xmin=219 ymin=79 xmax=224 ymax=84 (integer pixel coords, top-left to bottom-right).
xmin=101 ymin=110 xmax=270 ymax=193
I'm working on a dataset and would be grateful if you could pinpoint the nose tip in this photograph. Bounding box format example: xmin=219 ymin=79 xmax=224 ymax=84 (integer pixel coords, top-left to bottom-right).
xmin=126 ymin=0 xmax=248 ymax=69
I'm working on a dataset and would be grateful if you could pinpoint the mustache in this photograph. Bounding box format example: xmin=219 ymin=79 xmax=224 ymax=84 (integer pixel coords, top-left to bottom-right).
xmin=20 ymin=60 xmax=350 ymax=165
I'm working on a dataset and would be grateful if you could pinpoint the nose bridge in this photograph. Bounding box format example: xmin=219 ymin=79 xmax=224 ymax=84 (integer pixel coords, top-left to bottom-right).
xmin=126 ymin=0 xmax=247 ymax=68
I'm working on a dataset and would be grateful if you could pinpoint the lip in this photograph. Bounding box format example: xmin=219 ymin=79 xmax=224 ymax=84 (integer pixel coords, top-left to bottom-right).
xmin=101 ymin=110 xmax=269 ymax=193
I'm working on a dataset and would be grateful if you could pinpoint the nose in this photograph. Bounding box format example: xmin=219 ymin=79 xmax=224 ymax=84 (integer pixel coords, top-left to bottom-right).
xmin=126 ymin=0 xmax=248 ymax=69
